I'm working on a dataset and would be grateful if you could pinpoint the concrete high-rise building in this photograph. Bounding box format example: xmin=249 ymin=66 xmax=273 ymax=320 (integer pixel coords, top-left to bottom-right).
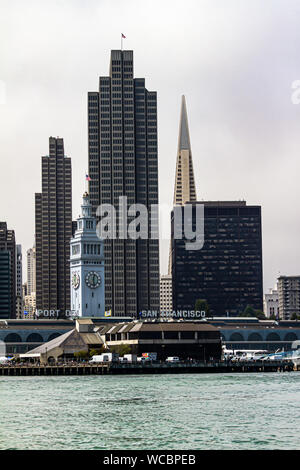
xmin=168 ymin=95 xmax=197 ymax=275
xmin=278 ymin=276 xmax=300 ymax=320
xmin=88 ymin=50 xmax=159 ymax=317
xmin=16 ymin=245 xmax=22 ymax=297
xmin=263 ymin=287 xmax=279 ymax=318
xmin=27 ymin=246 xmax=36 ymax=295
xmin=35 ymin=137 xmax=72 ymax=312
xmin=160 ymin=274 xmax=173 ymax=314
xmin=0 ymin=222 xmax=16 ymax=318
xmin=25 ymin=247 xmax=36 ymax=319
xmin=172 ymin=201 xmax=263 ymax=316
xmin=16 ymin=244 xmax=23 ymax=318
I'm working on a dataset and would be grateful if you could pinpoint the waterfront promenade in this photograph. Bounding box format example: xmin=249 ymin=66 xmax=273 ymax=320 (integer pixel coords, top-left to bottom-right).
xmin=0 ymin=360 xmax=295 ymax=376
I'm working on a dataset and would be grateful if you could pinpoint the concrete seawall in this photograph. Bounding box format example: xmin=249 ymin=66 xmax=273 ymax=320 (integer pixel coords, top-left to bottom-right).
xmin=0 ymin=360 xmax=295 ymax=376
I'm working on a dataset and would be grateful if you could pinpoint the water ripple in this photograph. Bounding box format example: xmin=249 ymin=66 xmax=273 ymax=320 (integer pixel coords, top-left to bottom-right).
xmin=1 ymin=372 xmax=300 ymax=449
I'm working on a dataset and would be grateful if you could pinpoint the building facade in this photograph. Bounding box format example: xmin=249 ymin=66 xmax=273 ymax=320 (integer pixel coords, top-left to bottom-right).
xmin=210 ymin=317 xmax=300 ymax=352
xmin=0 ymin=251 xmax=12 ymax=319
xmin=27 ymin=246 xmax=36 ymax=295
xmin=16 ymin=245 xmax=22 ymax=298
xmin=70 ymin=193 xmax=105 ymax=317
xmin=16 ymin=245 xmax=23 ymax=318
xmin=23 ymin=293 xmax=36 ymax=319
xmin=35 ymin=137 xmax=72 ymax=312
xmin=3 ymin=317 xmax=300 ymax=355
xmin=102 ymin=321 xmax=222 ymax=361
xmin=88 ymin=49 xmax=159 ymax=317
xmin=160 ymin=274 xmax=173 ymax=314
xmin=278 ymin=276 xmax=300 ymax=320
xmin=0 ymin=222 xmax=16 ymax=318
xmin=172 ymin=201 xmax=263 ymax=316
xmin=263 ymin=287 xmax=279 ymax=318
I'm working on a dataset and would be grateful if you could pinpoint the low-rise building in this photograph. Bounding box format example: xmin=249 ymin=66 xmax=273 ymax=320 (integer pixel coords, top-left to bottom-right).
xmin=101 ymin=321 xmax=222 ymax=361
xmin=23 ymin=292 xmax=36 ymax=319
xmin=264 ymin=287 xmax=279 ymax=318
xmin=20 ymin=319 xmax=104 ymax=364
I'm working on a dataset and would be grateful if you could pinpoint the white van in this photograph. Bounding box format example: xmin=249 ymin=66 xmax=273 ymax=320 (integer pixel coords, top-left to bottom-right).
xmin=90 ymin=353 xmax=119 ymax=363
xmin=123 ymin=354 xmax=137 ymax=362
xmin=166 ymin=356 xmax=180 ymax=363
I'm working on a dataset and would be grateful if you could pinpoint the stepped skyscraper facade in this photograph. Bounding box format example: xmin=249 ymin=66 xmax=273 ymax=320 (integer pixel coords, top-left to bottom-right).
xmin=88 ymin=50 xmax=159 ymax=316
xmin=35 ymin=137 xmax=72 ymax=312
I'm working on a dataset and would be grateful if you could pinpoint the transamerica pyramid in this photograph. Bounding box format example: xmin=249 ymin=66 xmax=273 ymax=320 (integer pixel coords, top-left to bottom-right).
xmin=173 ymin=95 xmax=197 ymax=206
xmin=168 ymin=95 xmax=197 ymax=274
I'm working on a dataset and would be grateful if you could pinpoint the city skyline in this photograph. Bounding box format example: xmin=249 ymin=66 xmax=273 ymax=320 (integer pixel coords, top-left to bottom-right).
xmin=1 ymin=1 xmax=300 ymax=292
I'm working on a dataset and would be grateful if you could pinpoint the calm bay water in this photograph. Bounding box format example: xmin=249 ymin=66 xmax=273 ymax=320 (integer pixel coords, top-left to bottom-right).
xmin=1 ymin=372 xmax=300 ymax=450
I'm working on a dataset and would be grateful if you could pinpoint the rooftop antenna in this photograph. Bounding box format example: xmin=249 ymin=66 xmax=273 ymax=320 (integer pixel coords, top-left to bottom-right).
xmin=121 ymin=33 xmax=126 ymax=51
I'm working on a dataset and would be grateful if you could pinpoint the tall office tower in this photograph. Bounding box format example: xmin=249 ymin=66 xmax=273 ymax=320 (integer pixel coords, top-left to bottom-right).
xmin=27 ymin=246 xmax=36 ymax=295
xmin=278 ymin=276 xmax=300 ymax=320
xmin=88 ymin=50 xmax=159 ymax=316
xmin=168 ymin=95 xmax=197 ymax=274
xmin=16 ymin=245 xmax=23 ymax=318
xmin=172 ymin=201 xmax=263 ymax=316
xmin=35 ymin=137 xmax=72 ymax=312
xmin=0 ymin=252 xmax=12 ymax=319
xmin=16 ymin=245 xmax=22 ymax=297
xmin=0 ymin=222 xmax=16 ymax=318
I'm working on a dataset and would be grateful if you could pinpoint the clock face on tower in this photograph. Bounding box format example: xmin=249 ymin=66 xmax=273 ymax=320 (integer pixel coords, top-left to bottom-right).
xmin=85 ymin=271 xmax=101 ymax=289
xmin=72 ymin=273 xmax=80 ymax=289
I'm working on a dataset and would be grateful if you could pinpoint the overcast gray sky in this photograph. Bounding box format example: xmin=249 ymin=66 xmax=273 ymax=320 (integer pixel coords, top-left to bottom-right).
xmin=1 ymin=0 xmax=300 ymax=290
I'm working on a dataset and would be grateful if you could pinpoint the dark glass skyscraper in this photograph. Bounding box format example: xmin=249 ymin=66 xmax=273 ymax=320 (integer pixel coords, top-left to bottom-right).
xmin=172 ymin=201 xmax=263 ymax=316
xmin=88 ymin=50 xmax=159 ymax=316
xmin=35 ymin=137 xmax=72 ymax=312
xmin=0 ymin=251 xmax=11 ymax=319
xmin=0 ymin=222 xmax=16 ymax=318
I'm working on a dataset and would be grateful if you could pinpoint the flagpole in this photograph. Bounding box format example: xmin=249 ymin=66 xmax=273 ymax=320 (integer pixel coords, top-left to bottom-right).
xmin=121 ymin=33 xmax=123 ymax=51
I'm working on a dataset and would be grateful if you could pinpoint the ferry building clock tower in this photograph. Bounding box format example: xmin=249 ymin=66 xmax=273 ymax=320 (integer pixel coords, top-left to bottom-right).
xmin=70 ymin=192 xmax=105 ymax=317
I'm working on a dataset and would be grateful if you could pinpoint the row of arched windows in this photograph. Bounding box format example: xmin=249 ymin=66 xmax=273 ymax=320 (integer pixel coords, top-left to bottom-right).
xmin=225 ymin=332 xmax=299 ymax=342
xmin=2 ymin=333 xmax=61 ymax=343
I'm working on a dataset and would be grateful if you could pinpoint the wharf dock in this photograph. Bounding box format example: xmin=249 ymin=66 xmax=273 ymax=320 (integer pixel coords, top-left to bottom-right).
xmin=0 ymin=360 xmax=295 ymax=376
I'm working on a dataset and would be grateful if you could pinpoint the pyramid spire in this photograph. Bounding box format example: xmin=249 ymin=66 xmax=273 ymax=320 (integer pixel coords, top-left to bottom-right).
xmin=178 ymin=95 xmax=191 ymax=151
xmin=168 ymin=96 xmax=198 ymax=275
xmin=173 ymin=95 xmax=197 ymax=206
